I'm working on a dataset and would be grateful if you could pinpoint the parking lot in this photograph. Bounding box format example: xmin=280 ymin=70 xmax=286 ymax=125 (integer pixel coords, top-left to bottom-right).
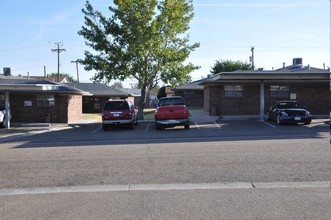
xmin=0 ymin=115 xmax=328 ymax=147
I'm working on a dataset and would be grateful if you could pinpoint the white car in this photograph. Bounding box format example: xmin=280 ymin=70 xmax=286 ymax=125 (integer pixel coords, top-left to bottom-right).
xmin=0 ymin=109 xmax=9 ymax=128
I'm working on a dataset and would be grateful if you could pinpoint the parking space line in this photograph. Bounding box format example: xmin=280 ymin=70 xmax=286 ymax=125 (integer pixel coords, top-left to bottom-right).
xmin=92 ymin=126 xmax=102 ymax=134
xmin=145 ymin=124 xmax=151 ymax=132
xmin=194 ymin=122 xmax=200 ymax=129
xmin=213 ymin=121 xmax=221 ymax=129
xmin=263 ymin=121 xmax=276 ymax=128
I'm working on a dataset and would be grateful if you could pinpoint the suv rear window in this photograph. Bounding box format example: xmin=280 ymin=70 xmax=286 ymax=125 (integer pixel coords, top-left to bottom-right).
xmin=158 ymin=98 xmax=185 ymax=106
xmin=103 ymin=101 xmax=129 ymax=110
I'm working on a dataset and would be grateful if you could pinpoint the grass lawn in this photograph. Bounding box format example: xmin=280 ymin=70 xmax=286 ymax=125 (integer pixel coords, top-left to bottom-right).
xmin=81 ymin=108 xmax=156 ymax=122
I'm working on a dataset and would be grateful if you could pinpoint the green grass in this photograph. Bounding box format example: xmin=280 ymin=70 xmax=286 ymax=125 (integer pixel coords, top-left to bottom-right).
xmin=143 ymin=108 xmax=155 ymax=120
xmin=81 ymin=108 xmax=156 ymax=122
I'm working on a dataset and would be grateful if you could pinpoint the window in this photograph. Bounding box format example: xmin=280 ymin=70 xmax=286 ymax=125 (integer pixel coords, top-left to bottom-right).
xmin=270 ymin=85 xmax=289 ymax=98
xmin=224 ymin=85 xmax=243 ymax=97
xmin=36 ymin=95 xmax=55 ymax=107
xmin=93 ymin=98 xmax=101 ymax=110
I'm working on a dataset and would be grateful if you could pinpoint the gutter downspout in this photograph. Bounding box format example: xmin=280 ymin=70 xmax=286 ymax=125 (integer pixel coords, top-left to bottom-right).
xmin=259 ymin=80 xmax=265 ymax=121
xmin=5 ymin=91 xmax=10 ymax=129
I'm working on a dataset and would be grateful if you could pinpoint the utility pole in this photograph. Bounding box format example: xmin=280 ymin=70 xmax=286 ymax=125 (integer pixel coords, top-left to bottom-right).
xmin=250 ymin=47 xmax=255 ymax=70
xmin=71 ymin=60 xmax=80 ymax=82
xmin=51 ymin=42 xmax=66 ymax=82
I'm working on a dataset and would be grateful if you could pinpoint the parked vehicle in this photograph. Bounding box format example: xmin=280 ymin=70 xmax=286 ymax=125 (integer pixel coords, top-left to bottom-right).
xmin=266 ymin=100 xmax=312 ymax=125
xmin=154 ymin=96 xmax=190 ymax=130
xmin=0 ymin=108 xmax=5 ymax=128
xmin=101 ymin=99 xmax=137 ymax=130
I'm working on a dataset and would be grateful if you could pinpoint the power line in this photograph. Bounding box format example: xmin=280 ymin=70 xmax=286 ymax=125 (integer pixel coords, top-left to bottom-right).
xmin=51 ymin=42 xmax=66 ymax=82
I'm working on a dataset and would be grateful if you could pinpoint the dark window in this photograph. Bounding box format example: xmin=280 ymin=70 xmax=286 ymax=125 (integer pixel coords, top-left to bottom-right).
xmin=183 ymin=91 xmax=195 ymax=99
xmin=224 ymin=85 xmax=243 ymax=97
xmin=36 ymin=95 xmax=55 ymax=107
xmin=93 ymin=98 xmax=101 ymax=110
xmin=158 ymin=97 xmax=185 ymax=106
xmin=270 ymin=85 xmax=289 ymax=98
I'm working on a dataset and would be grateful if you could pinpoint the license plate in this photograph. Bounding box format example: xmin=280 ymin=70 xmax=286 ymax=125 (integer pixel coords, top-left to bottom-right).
xmin=161 ymin=120 xmax=179 ymax=124
xmin=294 ymin=117 xmax=301 ymax=120
xmin=113 ymin=113 xmax=120 ymax=117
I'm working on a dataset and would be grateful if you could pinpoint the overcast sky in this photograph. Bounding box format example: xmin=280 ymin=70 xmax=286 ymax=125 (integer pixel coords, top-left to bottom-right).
xmin=0 ymin=0 xmax=329 ymax=87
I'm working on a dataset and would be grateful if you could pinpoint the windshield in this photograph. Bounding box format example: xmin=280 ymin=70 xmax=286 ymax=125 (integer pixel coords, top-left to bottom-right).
xmin=103 ymin=101 xmax=129 ymax=110
xmin=276 ymin=102 xmax=300 ymax=109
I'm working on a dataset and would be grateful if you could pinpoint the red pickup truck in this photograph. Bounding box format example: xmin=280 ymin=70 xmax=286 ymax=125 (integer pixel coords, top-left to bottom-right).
xmin=154 ymin=96 xmax=190 ymax=130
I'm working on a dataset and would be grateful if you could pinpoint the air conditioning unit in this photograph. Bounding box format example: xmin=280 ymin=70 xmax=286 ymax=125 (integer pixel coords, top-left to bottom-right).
xmin=3 ymin=67 xmax=12 ymax=76
xmin=292 ymin=58 xmax=302 ymax=66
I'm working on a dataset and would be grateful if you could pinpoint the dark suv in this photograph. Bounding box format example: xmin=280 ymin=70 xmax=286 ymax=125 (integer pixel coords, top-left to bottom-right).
xmin=101 ymin=99 xmax=137 ymax=130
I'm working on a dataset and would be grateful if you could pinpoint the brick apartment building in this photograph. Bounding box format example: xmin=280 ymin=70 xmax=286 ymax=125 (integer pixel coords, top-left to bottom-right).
xmin=0 ymin=73 xmax=86 ymax=124
xmin=201 ymin=59 xmax=330 ymax=118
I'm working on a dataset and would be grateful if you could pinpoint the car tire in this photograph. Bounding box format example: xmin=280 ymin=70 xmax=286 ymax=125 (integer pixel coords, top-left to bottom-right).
xmin=266 ymin=111 xmax=271 ymax=121
xmin=276 ymin=114 xmax=282 ymax=125
xmin=184 ymin=123 xmax=190 ymax=129
xmin=304 ymin=120 xmax=311 ymax=125
xmin=130 ymin=121 xmax=135 ymax=130
xmin=102 ymin=124 xmax=108 ymax=131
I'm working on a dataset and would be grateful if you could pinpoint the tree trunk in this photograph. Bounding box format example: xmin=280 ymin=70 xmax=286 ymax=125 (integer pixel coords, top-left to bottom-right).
xmin=137 ymin=85 xmax=150 ymax=120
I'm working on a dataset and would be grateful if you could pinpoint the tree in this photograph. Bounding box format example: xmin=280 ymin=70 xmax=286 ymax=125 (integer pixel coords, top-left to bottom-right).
xmin=157 ymin=86 xmax=166 ymax=99
xmin=78 ymin=0 xmax=199 ymax=119
xmin=210 ymin=60 xmax=252 ymax=75
xmin=110 ymin=81 xmax=124 ymax=89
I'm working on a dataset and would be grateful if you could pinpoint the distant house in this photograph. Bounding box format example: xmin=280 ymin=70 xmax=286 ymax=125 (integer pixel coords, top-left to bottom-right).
xmin=121 ymin=88 xmax=141 ymax=107
xmin=31 ymin=75 xmax=69 ymax=83
xmin=121 ymin=88 xmax=157 ymax=108
xmin=201 ymin=58 xmax=329 ymax=119
xmin=0 ymin=73 xmax=86 ymax=124
xmin=66 ymin=82 xmax=129 ymax=113
xmin=174 ymin=79 xmax=206 ymax=107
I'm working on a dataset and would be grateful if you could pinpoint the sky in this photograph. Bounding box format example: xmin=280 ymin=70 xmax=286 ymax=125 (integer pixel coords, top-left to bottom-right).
xmin=0 ymin=0 xmax=329 ymax=87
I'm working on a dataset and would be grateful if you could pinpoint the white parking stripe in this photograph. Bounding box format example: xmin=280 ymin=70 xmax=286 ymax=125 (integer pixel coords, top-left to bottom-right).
xmin=213 ymin=121 xmax=221 ymax=129
xmin=92 ymin=126 xmax=102 ymax=133
xmin=263 ymin=121 xmax=276 ymax=128
xmin=0 ymin=181 xmax=328 ymax=196
xmin=194 ymin=122 xmax=200 ymax=129
xmin=145 ymin=124 xmax=151 ymax=132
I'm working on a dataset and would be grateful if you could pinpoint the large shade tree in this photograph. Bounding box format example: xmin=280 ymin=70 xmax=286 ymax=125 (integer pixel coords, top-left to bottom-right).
xmin=210 ymin=60 xmax=252 ymax=75
xmin=78 ymin=0 xmax=200 ymax=119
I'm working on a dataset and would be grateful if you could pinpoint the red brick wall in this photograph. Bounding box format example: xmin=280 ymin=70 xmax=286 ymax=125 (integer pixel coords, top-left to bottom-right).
xmin=67 ymin=95 xmax=82 ymax=123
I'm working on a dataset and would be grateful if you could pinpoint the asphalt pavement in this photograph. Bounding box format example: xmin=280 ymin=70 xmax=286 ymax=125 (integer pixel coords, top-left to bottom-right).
xmin=0 ymin=108 xmax=328 ymax=142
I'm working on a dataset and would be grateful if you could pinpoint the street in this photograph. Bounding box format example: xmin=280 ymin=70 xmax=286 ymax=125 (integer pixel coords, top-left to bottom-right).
xmin=0 ymin=119 xmax=330 ymax=219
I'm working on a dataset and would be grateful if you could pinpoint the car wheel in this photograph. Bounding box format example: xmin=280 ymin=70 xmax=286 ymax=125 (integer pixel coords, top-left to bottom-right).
xmin=266 ymin=111 xmax=271 ymax=121
xmin=130 ymin=121 xmax=135 ymax=130
xmin=276 ymin=114 xmax=282 ymax=125
xmin=184 ymin=123 xmax=190 ymax=129
xmin=304 ymin=120 xmax=311 ymax=125
xmin=102 ymin=124 xmax=108 ymax=131
xmin=155 ymin=124 xmax=163 ymax=130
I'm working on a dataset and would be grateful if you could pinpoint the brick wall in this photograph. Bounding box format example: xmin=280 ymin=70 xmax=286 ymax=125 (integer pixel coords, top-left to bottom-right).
xmin=67 ymin=94 xmax=82 ymax=123
xmin=207 ymin=81 xmax=329 ymax=116
xmin=7 ymin=93 xmax=82 ymax=123
xmin=175 ymin=90 xmax=204 ymax=107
